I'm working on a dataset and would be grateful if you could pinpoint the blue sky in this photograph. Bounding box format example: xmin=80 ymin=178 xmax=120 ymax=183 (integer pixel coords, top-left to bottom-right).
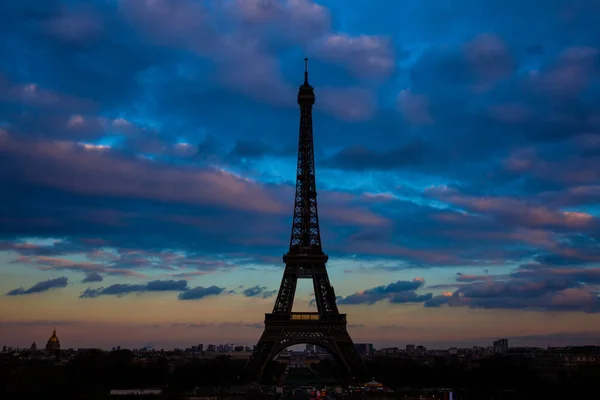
xmin=1 ymin=0 xmax=600 ymax=350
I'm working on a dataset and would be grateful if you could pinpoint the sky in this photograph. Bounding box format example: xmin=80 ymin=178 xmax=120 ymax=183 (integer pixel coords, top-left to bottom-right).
xmin=1 ymin=0 xmax=600 ymax=351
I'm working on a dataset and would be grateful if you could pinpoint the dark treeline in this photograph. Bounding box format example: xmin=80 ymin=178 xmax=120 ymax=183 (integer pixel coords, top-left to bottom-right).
xmin=1 ymin=351 xmax=598 ymax=399
xmin=365 ymin=356 xmax=599 ymax=399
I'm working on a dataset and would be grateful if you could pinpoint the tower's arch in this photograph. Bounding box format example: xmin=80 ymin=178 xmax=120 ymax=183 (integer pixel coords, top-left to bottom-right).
xmin=256 ymin=338 xmax=350 ymax=384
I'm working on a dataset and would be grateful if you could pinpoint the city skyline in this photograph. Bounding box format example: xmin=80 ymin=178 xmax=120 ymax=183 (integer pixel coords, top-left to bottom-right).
xmin=2 ymin=0 xmax=600 ymax=350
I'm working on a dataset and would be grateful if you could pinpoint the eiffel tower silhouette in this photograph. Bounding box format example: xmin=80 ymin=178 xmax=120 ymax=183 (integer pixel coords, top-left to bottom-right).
xmin=245 ymin=59 xmax=365 ymax=384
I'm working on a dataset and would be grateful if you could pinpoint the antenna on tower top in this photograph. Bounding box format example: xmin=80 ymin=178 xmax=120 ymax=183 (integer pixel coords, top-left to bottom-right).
xmin=304 ymin=58 xmax=309 ymax=84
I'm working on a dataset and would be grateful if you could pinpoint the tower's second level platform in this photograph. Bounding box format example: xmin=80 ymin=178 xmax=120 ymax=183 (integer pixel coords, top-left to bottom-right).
xmin=265 ymin=312 xmax=346 ymax=323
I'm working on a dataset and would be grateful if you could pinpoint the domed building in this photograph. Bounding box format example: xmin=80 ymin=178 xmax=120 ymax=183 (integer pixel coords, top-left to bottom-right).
xmin=45 ymin=327 xmax=60 ymax=353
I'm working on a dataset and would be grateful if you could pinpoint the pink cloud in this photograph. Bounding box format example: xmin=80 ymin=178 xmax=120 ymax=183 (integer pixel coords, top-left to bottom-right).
xmin=309 ymin=34 xmax=395 ymax=79
xmin=502 ymin=147 xmax=537 ymax=173
xmin=0 ymin=135 xmax=286 ymax=215
xmin=435 ymin=226 xmax=558 ymax=249
xmin=44 ymin=6 xmax=104 ymax=43
xmin=0 ymin=76 xmax=94 ymax=110
xmin=119 ymin=0 xmax=295 ymax=106
xmin=120 ymin=0 xmax=384 ymax=114
xmin=396 ymin=89 xmax=433 ymax=125
xmin=319 ymin=190 xmax=390 ymax=227
xmin=0 ymin=217 xmax=57 ymax=227
xmin=528 ymin=46 xmax=599 ymax=97
xmin=63 ymin=115 xmax=135 ymax=139
xmin=551 ymin=287 xmax=598 ymax=308
xmin=318 ymin=87 xmax=377 ymax=122
xmin=427 ymin=186 xmax=596 ymax=231
xmin=571 ymin=133 xmax=600 ymax=150
xmin=1 ymin=133 xmax=392 ymax=237
xmin=463 ymin=34 xmax=513 ymax=84
xmin=488 ymin=103 xmax=531 ymax=124
xmin=454 ymin=274 xmax=487 ymax=282
xmin=332 ymin=240 xmax=474 ymax=266
xmin=0 ymin=242 xmax=45 ymax=252
xmin=361 ymin=192 xmax=397 ymax=202
xmin=540 ymin=185 xmax=600 ymax=209
xmin=119 ymin=0 xmax=211 ymax=42
xmin=225 ymin=0 xmax=331 ymax=43
xmin=15 ymin=255 xmax=146 ymax=278
xmin=324 ymin=208 xmax=389 ymax=227
xmin=224 ymin=0 xmax=284 ymax=23
xmin=502 ymin=147 xmax=600 ymax=186
xmin=78 ymin=209 xmax=135 ymax=227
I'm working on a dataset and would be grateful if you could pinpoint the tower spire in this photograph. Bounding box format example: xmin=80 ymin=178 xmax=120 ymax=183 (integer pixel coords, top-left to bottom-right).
xmin=304 ymin=57 xmax=309 ymax=84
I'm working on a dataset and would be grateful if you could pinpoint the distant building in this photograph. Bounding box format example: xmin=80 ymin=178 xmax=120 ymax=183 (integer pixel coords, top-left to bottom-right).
xmin=30 ymin=342 xmax=37 ymax=350
xmin=109 ymin=389 xmax=162 ymax=396
xmin=493 ymin=338 xmax=509 ymax=354
xmin=45 ymin=327 xmax=60 ymax=353
xmin=406 ymin=344 xmax=415 ymax=353
xmin=354 ymin=343 xmax=374 ymax=357
xmin=217 ymin=344 xmax=232 ymax=352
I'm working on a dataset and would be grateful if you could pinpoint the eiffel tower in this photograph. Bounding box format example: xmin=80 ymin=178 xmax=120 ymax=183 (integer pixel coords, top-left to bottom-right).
xmin=245 ymin=59 xmax=365 ymax=384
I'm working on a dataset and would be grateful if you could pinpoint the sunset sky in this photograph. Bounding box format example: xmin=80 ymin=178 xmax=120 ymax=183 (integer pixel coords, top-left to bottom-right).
xmin=1 ymin=0 xmax=600 ymax=351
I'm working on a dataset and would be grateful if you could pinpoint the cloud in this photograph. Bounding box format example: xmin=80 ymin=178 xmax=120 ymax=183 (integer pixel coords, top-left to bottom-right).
xmin=118 ymin=0 xmax=387 ymax=113
xmin=12 ymin=255 xmax=146 ymax=278
xmin=0 ymin=76 xmax=95 ymax=111
xmin=425 ymin=186 xmax=598 ymax=233
xmin=0 ymin=320 xmax=80 ymax=327
xmin=309 ymin=34 xmax=395 ymax=78
xmin=177 ymin=285 xmax=225 ymax=300
xmin=170 ymin=321 xmax=264 ymax=329
xmin=396 ymin=90 xmax=433 ymax=125
xmin=0 ymin=135 xmax=286 ymax=215
xmin=318 ymin=87 xmax=378 ymax=122
xmin=425 ymin=264 xmax=600 ymax=313
xmin=80 ymin=279 xmax=189 ymax=298
xmin=323 ymin=140 xmax=428 ymax=171
xmin=6 ymin=277 xmax=68 ymax=296
xmin=242 ymin=285 xmax=278 ymax=299
xmin=44 ymin=5 xmax=104 ymax=43
xmin=528 ymin=46 xmax=599 ymax=97
xmin=463 ymin=33 xmax=514 ymax=84
xmin=82 ymin=272 xmax=103 ymax=283
xmin=244 ymin=322 xmax=264 ymax=329
xmin=338 ymin=278 xmax=433 ymax=305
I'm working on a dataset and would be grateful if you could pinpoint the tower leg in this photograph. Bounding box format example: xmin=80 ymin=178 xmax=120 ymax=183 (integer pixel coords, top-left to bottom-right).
xmin=245 ymin=322 xmax=366 ymax=385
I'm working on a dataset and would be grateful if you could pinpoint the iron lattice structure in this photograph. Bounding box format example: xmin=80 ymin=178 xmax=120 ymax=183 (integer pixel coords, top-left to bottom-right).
xmin=245 ymin=60 xmax=365 ymax=384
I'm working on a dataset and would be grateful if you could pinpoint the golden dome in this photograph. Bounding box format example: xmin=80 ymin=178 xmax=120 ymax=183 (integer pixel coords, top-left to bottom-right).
xmin=46 ymin=326 xmax=60 ymax=352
